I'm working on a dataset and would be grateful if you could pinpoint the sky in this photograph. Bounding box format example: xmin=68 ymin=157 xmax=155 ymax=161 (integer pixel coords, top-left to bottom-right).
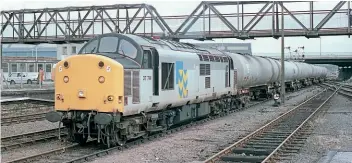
xmin=1 ymin=0 xmax=351 ymax=55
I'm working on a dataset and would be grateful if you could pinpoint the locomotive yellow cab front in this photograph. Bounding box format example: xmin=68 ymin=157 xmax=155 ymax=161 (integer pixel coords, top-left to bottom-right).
xmin=46 ymin=54 xmax=124 ymax=123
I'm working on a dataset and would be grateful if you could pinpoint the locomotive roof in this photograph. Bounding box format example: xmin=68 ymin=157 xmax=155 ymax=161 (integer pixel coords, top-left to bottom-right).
xmin=97 ymin=33 xmax=229 ymax=57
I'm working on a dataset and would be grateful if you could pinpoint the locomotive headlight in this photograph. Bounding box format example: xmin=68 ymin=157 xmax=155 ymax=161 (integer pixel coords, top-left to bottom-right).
xmin=107 ymin=95 xmax=114 ymax=101
xmin=98 ymin=76 xmax=105 ymax=83
xmin=63 ymin=76 xmax=69 ymax=83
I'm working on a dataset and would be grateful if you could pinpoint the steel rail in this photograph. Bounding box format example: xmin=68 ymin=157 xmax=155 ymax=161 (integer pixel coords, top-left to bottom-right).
xmin=1 ymin=127 xmax=66 ymax=151
xmin=204 ymin=87 xmax=333 ymax=163
xmin=261 ymin=87 xmax=340 ymax=162
xmin=4 ymin=144 xmax=79 ymax=163
xmin=1 ymin=112 xmax=47 ymax=126
xmin=5 ymin=96 xmax=272 ymax=163
xmin=3 ymin=86 xmax=315 ymax=163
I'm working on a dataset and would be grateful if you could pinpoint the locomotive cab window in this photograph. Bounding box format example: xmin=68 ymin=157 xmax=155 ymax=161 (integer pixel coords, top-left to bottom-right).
xmin=81 ymin=39 xmax=98 ymax=53
xmin=98 ymin=37 xmax=119 ymax=53
xmin=142 ymin=50 xmax=152 ymax=69
xmin=118 ymin=39 xmax=137 ymax=59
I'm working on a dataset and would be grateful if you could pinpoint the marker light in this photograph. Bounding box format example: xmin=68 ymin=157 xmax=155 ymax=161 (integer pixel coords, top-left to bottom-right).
xmin=64 ymin=61 xmax=69 ymax=68
xmin=63 ymin=76 xmax=69 ymax=83
xmin=78 ymin=90 xmax=85 ymax=98
xmin=98 ymin=76 xmax=105 ymax=83
xmin=98 ymin=61 xmax=104 ymax=68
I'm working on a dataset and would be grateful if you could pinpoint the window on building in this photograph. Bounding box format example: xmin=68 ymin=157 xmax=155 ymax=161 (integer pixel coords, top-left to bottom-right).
xmin=28 ymin=64 xmax=35 ymax=72
xmin=63 ymin=46 xmax=67 ymax=55
xmin=19 ymin=63 xmax=26 ymax=72
xmin=72 ymin=46 xmax=77 ymax=54
xmin=118 ymin=39 xmax=137 ymax=58
xmin=98 ymin=37 xmax=118 ymax=53
xmin=161 ymin=62 xmax=174 ymax=90
xmin=46 ymin=64 xmax=52 ymax=72
xmin=200 ymin=64 xmax=210 ymax=76
xmin=2 ymin=63 xmax=9 ymax=72
xmin=11 ymin=63 xmax=18 ymax=72
xmin=38 ymin=64 xmax=44 ymax=71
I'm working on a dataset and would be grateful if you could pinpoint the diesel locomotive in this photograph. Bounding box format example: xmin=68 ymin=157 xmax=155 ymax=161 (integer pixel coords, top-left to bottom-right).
xmin=46 ymin=33 xmax=328 ymax=147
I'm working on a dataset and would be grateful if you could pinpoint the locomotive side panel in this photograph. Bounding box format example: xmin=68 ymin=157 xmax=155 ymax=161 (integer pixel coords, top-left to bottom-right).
xmin=155 ymin=49 xmax=200 ymax=110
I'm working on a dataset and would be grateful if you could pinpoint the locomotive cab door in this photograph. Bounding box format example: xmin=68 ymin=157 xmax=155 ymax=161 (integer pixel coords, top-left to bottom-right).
xmin=151 ymin=48 xmax=159 ymax=96
xmin=142 ymin=47 xmax=159 ymax=96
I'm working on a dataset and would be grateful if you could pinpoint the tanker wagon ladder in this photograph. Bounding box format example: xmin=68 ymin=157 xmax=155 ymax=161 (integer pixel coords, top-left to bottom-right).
xmin=204 ymin=86 xmax=339 ymax=163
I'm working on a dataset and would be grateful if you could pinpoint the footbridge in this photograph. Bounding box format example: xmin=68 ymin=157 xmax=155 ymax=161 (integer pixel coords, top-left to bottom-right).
xmin=1 ymin=1 xmax=352 ymax=44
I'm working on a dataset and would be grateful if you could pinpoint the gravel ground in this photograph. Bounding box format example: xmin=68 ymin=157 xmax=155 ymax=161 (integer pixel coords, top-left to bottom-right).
xmin=1 ymin=121 xmax=70 ymax=163
xmin=89 ymin=86 xmax=323 ymax=163
xmin=280 ymin=94 xmax=352 ymax=163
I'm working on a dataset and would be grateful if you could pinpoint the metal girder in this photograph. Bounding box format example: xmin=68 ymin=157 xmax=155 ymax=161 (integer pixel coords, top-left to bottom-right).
xmin=1 ymin=4 xmax=173 ymax=43
xmin=1 ymin=1 xmax=352 ymax=44
xmin=315 ymin=1 xmax=346 ymax=30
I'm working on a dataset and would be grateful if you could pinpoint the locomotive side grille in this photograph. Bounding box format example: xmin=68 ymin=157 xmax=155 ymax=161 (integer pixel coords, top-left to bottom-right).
xmin=124 ymin=70 xmax=132 ymax=96
xmin=205 ymin=64 xmax=210 ymax=75
xmin=205 ymin=77 xmax=211 ymax=88
xmin=132 ymin=70 xmax=140 ymax=103
xmin=200 ymin=64 xmax=211 ymax=76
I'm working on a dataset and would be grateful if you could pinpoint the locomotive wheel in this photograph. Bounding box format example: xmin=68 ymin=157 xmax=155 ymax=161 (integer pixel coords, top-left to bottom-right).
xmin=74 ymin=133 xmax=88 ymax=145
xmin=115 ymin=135 xmax=127 ymax=146
xmin=68 ymin=126 xmax=88 ymax=145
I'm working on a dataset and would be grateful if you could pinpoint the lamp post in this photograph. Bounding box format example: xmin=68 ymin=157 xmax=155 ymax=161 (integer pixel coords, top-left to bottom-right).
xmin=320 ymin=37 xmax=322 ymax=56
xmin=280 ymin=2 xmax=285 ymax=104
xmin=285 ymin=46 xmax=291 ymax=60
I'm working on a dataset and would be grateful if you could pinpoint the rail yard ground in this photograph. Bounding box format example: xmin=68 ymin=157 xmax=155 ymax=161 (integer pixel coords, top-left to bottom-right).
xmin=89 ymin=86 xmax=324 ymax=163
xmin=1 ymin=84 xmax=352 ymax=163
xmin=282 ymin=94 xmax=352 ymax=163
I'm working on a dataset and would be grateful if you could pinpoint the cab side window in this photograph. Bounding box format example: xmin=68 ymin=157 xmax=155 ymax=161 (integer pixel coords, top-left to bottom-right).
xmin=142 ymin=50 xmax=152 ymax=69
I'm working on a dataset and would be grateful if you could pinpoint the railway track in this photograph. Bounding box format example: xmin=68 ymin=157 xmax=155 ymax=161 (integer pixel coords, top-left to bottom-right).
xmin=204 ymin=87 xmax=339 ymax=163
xmin=4 ymin=99 xmax=271 ymax=163
xmin=339 ymin=85 xmax=352 ymax=98
xmin=1 ymin=98 xmax=54 ymax=126
xmin=1 ymin=112 xmax=48 ymax=126
xmin=3 ymin=86 xmax=321 ymax=163
xmin=1 ymin=127 xmax=67 ymax=151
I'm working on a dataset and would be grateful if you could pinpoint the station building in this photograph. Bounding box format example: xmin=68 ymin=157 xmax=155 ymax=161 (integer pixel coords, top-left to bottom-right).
xmin=1 ymin=43 xmax=81 ymax=80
